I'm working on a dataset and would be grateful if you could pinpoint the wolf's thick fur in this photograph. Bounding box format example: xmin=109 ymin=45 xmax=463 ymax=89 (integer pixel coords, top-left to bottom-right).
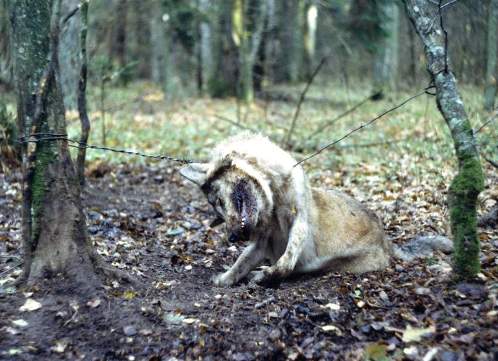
xmin=180 ymin=133 xmax=391 ymax=286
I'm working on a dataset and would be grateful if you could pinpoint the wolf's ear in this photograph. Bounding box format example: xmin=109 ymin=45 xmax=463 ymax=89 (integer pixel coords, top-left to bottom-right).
xmin=179 ymin=163 xmax=210 ymax=186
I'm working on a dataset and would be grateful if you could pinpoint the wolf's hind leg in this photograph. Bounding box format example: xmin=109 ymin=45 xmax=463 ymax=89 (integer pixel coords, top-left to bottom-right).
xmin=212 ymin=243 xmax=266 ymax=286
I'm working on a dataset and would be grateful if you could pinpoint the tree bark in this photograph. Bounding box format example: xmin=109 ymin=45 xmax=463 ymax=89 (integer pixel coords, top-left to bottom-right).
xmin=10 ymin=0 xmax=100 ymax=288
xmin=198 ymin=0 xmax=213 ymax=94
xmin=108 ymin=0 xmax=127 ymax=69
xmin=235 ymin=0 xmax=267 ymax=103
xmin=58 ymin=0 xmax=81 ymax=111
xmin=484 ymin=0 xmax=497 ymax=111
xmin=303 ymin=1 xmax=318 ymax=79
xmin=372 ymin=1 xmax=400 ymax=98
xmin=0 ymin=2 xmax=13 ymax=89
xmin=150 ymin=1 xmax=167 ymax=87
xmin=76 ymin=0 xmax=90 ymax=187
xmin=404 ymin=0 xmax=485 ymax=279
xmin=208 ymin=1 xmax=239 ymax=98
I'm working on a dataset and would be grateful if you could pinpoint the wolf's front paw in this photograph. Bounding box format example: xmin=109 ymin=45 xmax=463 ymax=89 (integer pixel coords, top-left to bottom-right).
xmin=212 ymin=272 xmax=236 ymax=287
xmin=250 ymin=266 xmax=280 ymax=287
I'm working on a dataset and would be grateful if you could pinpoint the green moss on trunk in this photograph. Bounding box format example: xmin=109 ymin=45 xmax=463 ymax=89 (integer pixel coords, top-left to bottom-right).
xmin=30 ymin=140 xmax=57 ymax=246
xmin=449 ymin=158 xmax=484 ymax=278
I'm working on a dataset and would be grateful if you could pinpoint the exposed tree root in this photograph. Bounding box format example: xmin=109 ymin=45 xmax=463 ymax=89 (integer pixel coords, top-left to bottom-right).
xmin=90 ymin=251 xmax=140 ymax=287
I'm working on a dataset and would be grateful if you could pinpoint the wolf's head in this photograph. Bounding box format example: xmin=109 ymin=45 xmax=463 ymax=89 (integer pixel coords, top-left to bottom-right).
xmin=180 ymin=159 xmax=271 ymax=243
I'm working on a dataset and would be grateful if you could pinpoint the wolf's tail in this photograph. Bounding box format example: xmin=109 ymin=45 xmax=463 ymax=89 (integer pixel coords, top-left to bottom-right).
xmin=392 ymin=235 xmax=453 ymax=262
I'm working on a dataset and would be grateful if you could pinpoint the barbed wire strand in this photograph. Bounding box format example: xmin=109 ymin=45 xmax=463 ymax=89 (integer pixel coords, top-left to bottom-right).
xmin=293 ymin=85 xmax=436 ymax=167
xmin=18 ymin=133 xmax=194 ymax=164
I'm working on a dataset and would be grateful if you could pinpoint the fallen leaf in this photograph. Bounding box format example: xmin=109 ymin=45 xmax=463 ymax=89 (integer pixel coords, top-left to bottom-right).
xmin=51 ymin=340 xmax=68 ymax=353
xmin=19 ymin=298 xmax=42 ymax=312
xmin=86 ymin=298 xmax=101 ymax=308
xmin=182 ymin=318 xmax=198 ymax=324
xmin=12 ymin=319 xmax=28 ymax=327
xmin=322 ymin=302 xmax=341 ymax=311
xmin=321 ymin=325 xmax=343 ymax=335
xmin=402 ymin=325 xmax=435 ymax=343
xmin=364 ymin=342 xmax=389 ymax=361
xmin=122 ymin=290 xmax=137 ymax=300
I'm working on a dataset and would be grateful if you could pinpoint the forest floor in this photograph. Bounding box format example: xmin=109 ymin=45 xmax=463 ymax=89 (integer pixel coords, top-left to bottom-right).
xmin=0 ymin=81 xmax=497 ymax=360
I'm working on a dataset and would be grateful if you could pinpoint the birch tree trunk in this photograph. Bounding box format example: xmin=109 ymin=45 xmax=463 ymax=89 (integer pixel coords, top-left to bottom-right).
xmin=484 ymin=0 xmax=497 ymax=111
xmin=9 ymin=0 xmax=108 ymax=288
xmin=303 ymin=1 xmax=318 ymax=79
xmin=404 ymin=0 xmax=485 ymax=279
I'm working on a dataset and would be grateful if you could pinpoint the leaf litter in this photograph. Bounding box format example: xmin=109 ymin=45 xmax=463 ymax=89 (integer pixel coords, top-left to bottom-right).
xmin=0 ymin=110 xmax=497 ymax=360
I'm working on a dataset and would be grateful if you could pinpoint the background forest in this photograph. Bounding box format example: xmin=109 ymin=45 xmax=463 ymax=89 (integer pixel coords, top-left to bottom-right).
xmin=0 ymin=0 xmax=497 ymax=360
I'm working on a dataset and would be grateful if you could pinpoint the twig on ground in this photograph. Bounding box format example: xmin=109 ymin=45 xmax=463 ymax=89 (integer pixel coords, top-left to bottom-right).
xmin=0 ymin=261 xmax=23 ymax=278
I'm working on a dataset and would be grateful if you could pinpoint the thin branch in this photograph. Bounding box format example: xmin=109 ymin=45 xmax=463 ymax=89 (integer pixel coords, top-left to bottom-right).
xmin=428 ymin=0 xmax=459 ymax=9
xmin=294 ymin=87 xmax=433 ymax=167
xmin=304 ymin=93 xmax=373 ymax=142
xmin=62 ymin=5 xmax=81 ymax=25
xmin=214 ymin=114 xmax=258 ymax=133
xmin=284 ymin=57 xmax=327 ymax=147
xmin=76 ymin=0 xmax=90 ymax=187
xmin=475 ymin=111 xmax=497 ymax=134
xmin=484 ymin=156 xmax=498 ymax=169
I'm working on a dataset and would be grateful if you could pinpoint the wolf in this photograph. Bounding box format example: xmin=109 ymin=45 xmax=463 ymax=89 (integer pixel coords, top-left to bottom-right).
xmin=180 ymin=133 xmax=392 ymax=286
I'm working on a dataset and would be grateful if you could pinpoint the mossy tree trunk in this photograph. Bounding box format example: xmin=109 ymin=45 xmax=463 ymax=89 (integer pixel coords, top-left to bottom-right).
xmin=404 ymin=0 xmax=485 ymax=279
xmin=9 ymin=0 xmax=104 ymax=288
xmin=484 ymin=0 xmax=497 ymax=111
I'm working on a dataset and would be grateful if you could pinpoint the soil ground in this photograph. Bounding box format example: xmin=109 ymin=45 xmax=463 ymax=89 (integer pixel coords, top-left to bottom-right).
xmin=0 ymin=159 xmax=496 ymax=361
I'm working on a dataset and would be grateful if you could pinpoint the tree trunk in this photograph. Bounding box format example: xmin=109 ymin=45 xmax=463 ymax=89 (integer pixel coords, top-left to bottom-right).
xmin=58 ymin=0 xmax=80 ymax=111
xmin=407 ymin=18 xmax=417 ymax=87
xmin=109 ymin=0 xmax=127 ymax=69
xmin=9 ymin=0 xmax=99 ymax=287
xmin=404 ymin=0 xmax=485 ymax=279
xmin=235 ymin=0 xmax=267 ymax=103
xmin=0 ymin=2 xmax=13 ymax=89
xmin=373 ymin=1 xmax=400 ymax=98
xmin=276 ymin=0 xmax=304 ymax=83
xmin=198 ymin=0 xmax=213 ymax=94
xmin=208 ymin=1 xmax=238 ymax=98
xmin=303 ymin=1 xmax=318 ymax=79
xmin=484 ymin=0 xmax=497 ymax=111
xmin=150 ymin=1 xmax=167 ymax=86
